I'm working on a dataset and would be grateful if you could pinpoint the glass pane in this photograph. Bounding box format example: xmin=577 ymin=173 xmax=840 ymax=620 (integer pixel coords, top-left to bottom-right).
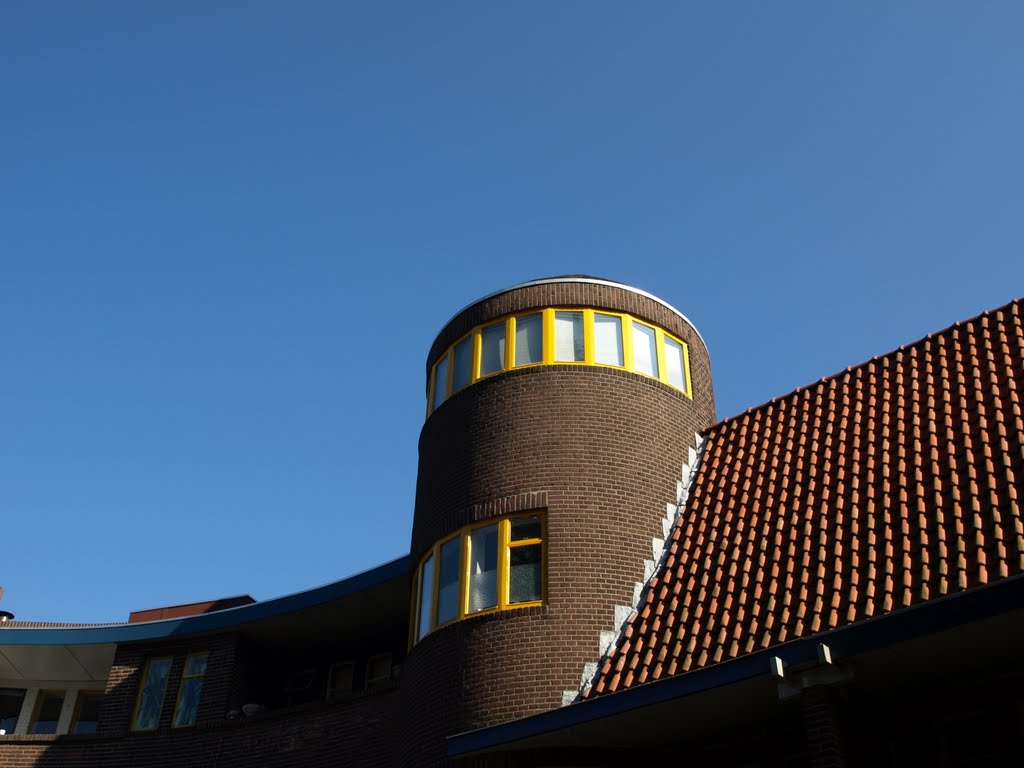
xmin=435 ymin=537 xmax=462 ymax=625
xmin=30 ymin=691 xmax=64 ymax=734
xmin=509 ymin=544 xmax=543 ymax=604
xmin=417 ymin=555 xmax=434 ymax=640
xmin=366 ymin=655 xmax=392 ymax=684
xmin=134 ymin=658 xmax=171 ymax=730
xmin=452 ymin=337 xmax=472 ymax=392
xmin=0 ymin=688 xmax=26 ymax=734
xmin=468 ymin=525 xmax=498 ymax=612
xmin=632 ymin=322 xmax=658 ymax=378
xmin=665 ymin=336 xmax=686 ymax=392
xmin=594 ymin=314 xmax=623 ymax=366
xmin=514 ymin=313 xmax=543 ymax=366
xmin=71 ymin=693 xmax=102 ymax=735
xmin=184 ymin=653 xmax=208 ymax=678
xmin=328 ymin=664 xmax=353 ymax=699
xmin=554 ymin=312 xmax=585 ymax=362
xmin=510 ymin=517 xmax=542 ymax=541
xmin=173 ymin=678 xmax=203 ymax=727
xmin=432 ymin=357 xmax=448 ymax=411
xmin=480 ymin=322 xmax=506 ymax=376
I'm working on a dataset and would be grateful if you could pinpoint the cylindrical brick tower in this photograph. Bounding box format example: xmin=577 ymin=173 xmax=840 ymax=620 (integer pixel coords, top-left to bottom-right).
xmin=400 ymin=277 xmax=715 ymax=765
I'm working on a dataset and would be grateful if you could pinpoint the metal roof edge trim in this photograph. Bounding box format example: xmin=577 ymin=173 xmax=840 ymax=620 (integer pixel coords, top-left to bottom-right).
xmin=437 ymin=277 xmax=710 ymax=354
xmin=448 ymin=573 xmax=1024 ymax=757
xmin=0 ymin=554 xmax=412 ymax=646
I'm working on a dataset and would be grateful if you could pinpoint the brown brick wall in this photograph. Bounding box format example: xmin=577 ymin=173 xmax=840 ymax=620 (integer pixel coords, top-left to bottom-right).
xmin=99 ymin=634 xmax=240 ymax=735
xmin=403 ymin=280 xmax=716 ymax=765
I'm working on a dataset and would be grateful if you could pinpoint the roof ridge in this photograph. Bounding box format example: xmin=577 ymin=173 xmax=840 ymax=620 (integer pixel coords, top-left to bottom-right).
xmin=706 ymin=295 xmax=1023 ymax=434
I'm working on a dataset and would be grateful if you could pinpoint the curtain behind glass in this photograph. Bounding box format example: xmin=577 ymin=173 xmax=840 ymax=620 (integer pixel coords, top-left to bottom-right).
xmin=417 ymin=556 xmax=434 ymax=640
xmin=468 ymin=525 xmax=498 ymax=612
xmin=632 ymin=323 xmax=658 ymax=377
xmin=554 ymin=312 xmax=585 ymax=362
xmin=665 ymin=337 xmax=686 ymax=391
xmin=594 ymin=314 xmax=623 ymax=366
xmin=515 ymin=314 xmax=542 ymax=366
xmin=480 ymin=323 xmax=506 ymax=376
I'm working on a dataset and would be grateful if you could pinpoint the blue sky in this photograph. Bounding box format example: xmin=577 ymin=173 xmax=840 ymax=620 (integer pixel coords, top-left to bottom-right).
xmin=2 ymin=3 xmax=1022 ymax=623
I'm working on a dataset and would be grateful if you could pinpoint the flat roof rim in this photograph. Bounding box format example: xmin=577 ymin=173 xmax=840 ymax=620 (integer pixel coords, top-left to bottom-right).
xmin=438 ymin=277 xmax=709 ymax=353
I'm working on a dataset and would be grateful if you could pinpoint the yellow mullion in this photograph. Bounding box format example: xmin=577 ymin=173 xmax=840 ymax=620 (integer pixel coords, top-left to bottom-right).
xmin=655 ymin=328 xmax=668 ymax=385
xmin=459 ymin=530 xmax=470 ymax=620
xmin=504 ymin=317 xmax=514 ymax=370
xmin=683 ymin=341 xmax=692 ymax=398
xmin=622 ymin=314 xmax=635 ymax=372
xmin=498 ymin=519 xmax=511 ymax=610
xmin=429 ymin=542 xmax=441 ymax=632
xmin=542 ymin=308 xmax=555 ymax=364
xmin=583 ymin=309 xmax=595 ymax=363
xmin=471 ymin=328 xmax=482 ymax=383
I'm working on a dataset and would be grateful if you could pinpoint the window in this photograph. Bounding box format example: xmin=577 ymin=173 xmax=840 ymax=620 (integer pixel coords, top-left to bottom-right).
xmin=70 ymin=691 xmax=103 ymax=735
xmin=479 ymin=321 xmax=506 ymax=377
xmin=426 ymin=308 xmax=692 ymax=415
xmin=365 ymin=654 xmax=392 ymax=687
xmin=452 ymin=336 xmax=473 ymax=392
xmin=664 ymin=336 xmax=688 ymax=393
xmin=631 ymin=320 xmax=659 ymax=378
xmin=416 ymin=553 xmax=435 ymax=641
xmin=413 ymin=514 xmax=545 ymax=643
xmin=30 ymin=691 xmax=65 ymax=735
xmin=327 ymin=662 xmax=354 ymax=700
xmin=554 ymin=311 xmax=585 ymax=362
xmin=593 ymin=313 xmax=624 ymax=366
xmin=431 ymin=356 xmax=448 ymax=412
xmin=132 ymin=657 xmax=172 ymax=731
xmin=0 ymin=688 xmax=25 ymax=734
xmin=514 ymin=313 xmax=543 ymax=366
xmin=172 ymin=652 xmax=208 ymax=727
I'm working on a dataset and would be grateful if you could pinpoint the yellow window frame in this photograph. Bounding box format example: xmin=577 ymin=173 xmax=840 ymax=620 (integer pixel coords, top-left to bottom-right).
xmin=171 ymin=651 xmax=208 ymax=729
xmin=411 ymin=513 xmax=546 ymax=645
xmin=426 ymin=308 xmax=693 ymax=416
xmin=130 ymin=656 xmax=173 ymax=732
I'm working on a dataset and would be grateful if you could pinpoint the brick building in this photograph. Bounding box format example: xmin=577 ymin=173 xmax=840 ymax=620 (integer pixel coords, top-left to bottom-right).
xmin=1 ymin=276 xmax=1022 ymax=767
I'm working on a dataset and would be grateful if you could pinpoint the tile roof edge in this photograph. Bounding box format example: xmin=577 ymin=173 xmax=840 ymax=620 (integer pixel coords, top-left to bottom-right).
xmin=565 ymin=431 xmax=711 ymax=705
xmin=708 ymin=295 xmax=1023 ymax=433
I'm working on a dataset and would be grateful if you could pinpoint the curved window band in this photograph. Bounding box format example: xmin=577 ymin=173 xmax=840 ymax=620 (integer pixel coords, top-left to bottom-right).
xmin=411 ymin=514 xmax=545 ymax=645
xmin=427 ymin=309 xmax=691 ymax=416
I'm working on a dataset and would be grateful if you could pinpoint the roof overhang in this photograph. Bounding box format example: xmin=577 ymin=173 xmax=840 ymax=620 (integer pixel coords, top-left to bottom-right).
xmin=449 ymin=573 xmax=1024 ymax=757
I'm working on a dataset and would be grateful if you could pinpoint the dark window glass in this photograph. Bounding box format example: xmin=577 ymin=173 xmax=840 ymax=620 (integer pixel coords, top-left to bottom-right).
xmin=435 ymin=537 xmax=462 ymax=625
xmin=0 ymin=688 xmax=26 ymax=734
xmin=71 ymin=692 xmax=103 ymax=735
xmin=366 ymin=654 xmax=392 ymax=686
xmin=509 ymin=544 xmax=543 ymax=604
xmin=510 ymin=517 xmax=541 ymax=541
xmin=133 ymin=657 xmax=171 ymax=730
xmin=452 ymin=337 xmax=472 ymax=392
xmin=30 ymin=691 xmax=64 ymax=734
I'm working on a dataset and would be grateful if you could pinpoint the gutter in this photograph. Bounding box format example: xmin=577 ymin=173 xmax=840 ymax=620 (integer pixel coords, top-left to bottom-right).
xmin=448 ymin=572 xmax=1024 ymax=757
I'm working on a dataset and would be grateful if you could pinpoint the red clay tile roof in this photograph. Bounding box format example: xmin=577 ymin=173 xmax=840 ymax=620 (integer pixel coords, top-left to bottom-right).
xmin=586 ymin=298 xmax=1024 ymax=697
